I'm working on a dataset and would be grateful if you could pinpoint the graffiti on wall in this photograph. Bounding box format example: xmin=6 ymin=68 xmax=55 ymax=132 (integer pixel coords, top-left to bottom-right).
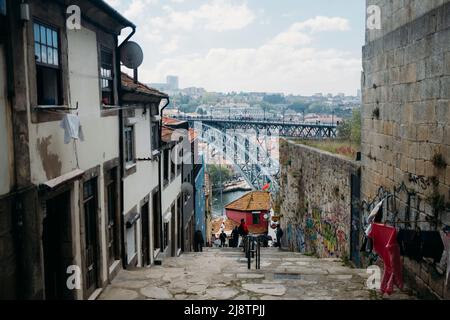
xmin=304 ymin=208 xmax=348 ymax=257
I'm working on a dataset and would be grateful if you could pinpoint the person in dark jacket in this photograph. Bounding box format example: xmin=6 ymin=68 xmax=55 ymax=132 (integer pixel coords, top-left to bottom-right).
xmin=219 ymin=231 xmax=227 ymax=248
xmin=238 ymin=219 xmax=249 ymax=248
xmin=231 ymin=226 xmax=240 ymax=247
xmin=194 ymin=230 xmax=204 ymax=252
xmin=276 ymin=225 xmax=284 ymax=249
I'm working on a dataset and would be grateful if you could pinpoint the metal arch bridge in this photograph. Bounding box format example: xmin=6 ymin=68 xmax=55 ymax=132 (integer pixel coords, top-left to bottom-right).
xmin=173 ymin=115 xmax=338 ymax=138
xmin=195 ymin=124 xmax=280 ymax=194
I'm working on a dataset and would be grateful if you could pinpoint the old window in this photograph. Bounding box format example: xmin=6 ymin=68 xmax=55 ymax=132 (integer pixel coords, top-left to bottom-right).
xmin=34 ymin=22 xmax=62 ymax=105
xmin=252 ymin=213 xmax=260 ymax=225
xmin=124 ymin=126 xmax=135 ymax=166
xmin=100 ymin=48 xmax=114 ymax=106
xmin=177 ymin=148 xmax=182 ymax=176
xmin=151 ymin=120 xmax=159 ymax=153
xmin=163 ymin=149 xmax=169 ymax=186
xmin=170 ymin=148 xmax=176 ymax=180
xmin=105 ymin=168 xmax=119 ymax=266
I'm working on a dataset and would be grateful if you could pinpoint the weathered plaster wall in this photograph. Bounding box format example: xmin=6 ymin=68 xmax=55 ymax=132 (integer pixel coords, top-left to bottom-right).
xmin=123 ymin=108 xmax=160 ymax=266
xmin=123 ymin=109 xmax=159 ymax=214
xmin=161 ymin=147 xmax=181 ymax=256
xmin=362 ymin=0 xmax=450 ymax=299
xmin=24 ymin=26 xmax=119 ymax=297
xmin=28 ymin=27 xmax=119 ymax=184
xmin=279 ymin=139 xmax=360 ymax=259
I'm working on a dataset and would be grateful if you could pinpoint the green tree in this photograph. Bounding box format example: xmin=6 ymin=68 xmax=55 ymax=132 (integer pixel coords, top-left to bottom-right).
xmin=207 ymin=165 xmax=233 ymax=187
xmin=338 ymin=109 xmax=361 ymax=146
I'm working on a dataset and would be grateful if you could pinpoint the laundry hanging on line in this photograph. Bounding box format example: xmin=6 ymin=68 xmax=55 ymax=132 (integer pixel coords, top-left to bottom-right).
xmin=440 ymin=230 xmax=450 ymax=287
xmin=397 ymin=229 xmax=445 ymax=264
xmin=60 ymin=114 xmax=85 ymax=144
xmin=368 ymin=223 xmax=403 ymax=295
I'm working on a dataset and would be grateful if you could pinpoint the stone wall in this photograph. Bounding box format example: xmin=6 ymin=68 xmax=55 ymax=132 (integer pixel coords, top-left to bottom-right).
xmin=362 ymin=0 xmax=450 ymax=299
xmin=279 ymin=139 xmax=361 ymax=260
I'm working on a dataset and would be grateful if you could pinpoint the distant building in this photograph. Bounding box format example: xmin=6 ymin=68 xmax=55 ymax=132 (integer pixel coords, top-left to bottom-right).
xmin=166 ymin=75 xmax=179 ymax=90
xmin=225 ymin=191 xmax=272 ymax=235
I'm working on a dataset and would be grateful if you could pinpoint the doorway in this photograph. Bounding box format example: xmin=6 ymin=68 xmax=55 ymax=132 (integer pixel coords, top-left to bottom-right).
xmin=42 ymin=191 xmax=72 ymax=300
xmin=83 ymin=178 xmax=99 ymax=297
xmin=152 ymin=191 xmax=161 ymax=255
xmin=141 ymin=202 xmax=150 ymax=266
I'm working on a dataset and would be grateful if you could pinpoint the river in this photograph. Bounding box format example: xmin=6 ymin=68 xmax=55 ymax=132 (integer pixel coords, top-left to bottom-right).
xmin=212 ymin=190 xmax=248 ymax=218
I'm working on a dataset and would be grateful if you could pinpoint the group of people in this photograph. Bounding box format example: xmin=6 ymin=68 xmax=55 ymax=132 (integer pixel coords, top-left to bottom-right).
xmin=192 ymin=219 xmax=285 ymax=252
xmin=217 ymin=219 xmax=249 ymax=248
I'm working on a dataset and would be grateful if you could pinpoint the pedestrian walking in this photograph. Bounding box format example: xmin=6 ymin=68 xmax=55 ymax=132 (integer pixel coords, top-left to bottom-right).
xmin=194 ymin=230 xmax=204 ymax=252
xmin=231 ymin=226 xmax=240 ymax=248
xmin=237 ymin=219 xmax=249 ymax=248
xmin=276 ymin=224 xmax=284 ymax=249
xmin=220 ymin=231 xmax=227 ymax=248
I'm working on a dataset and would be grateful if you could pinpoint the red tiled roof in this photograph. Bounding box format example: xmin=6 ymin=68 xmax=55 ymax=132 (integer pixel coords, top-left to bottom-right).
xmin=161 ymin=126 xmax=175 ymax=143
xmin=225 ymin=191 xmax=271 ymax=212
xmin=121 ymin=73 xmax=168 ymax=98
xmin=211 ymin=218 xmax=239 ymax=236
xmin=163 ymin=117 xmax=185 ymax=125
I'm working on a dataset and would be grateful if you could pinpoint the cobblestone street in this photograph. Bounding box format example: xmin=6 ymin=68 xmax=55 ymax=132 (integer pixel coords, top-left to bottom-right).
xmin=99 ymin=248 xmax=416 ymax=300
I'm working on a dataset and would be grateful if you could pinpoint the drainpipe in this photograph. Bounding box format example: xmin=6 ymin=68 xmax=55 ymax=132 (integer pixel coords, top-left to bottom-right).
xmin=117 ymin=26 xmax=135 ymax=269
xmin=157 ymin=97 xmax=170 ymax=255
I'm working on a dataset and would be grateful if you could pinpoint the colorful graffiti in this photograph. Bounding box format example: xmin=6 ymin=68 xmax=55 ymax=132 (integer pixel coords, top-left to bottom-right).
xmin=295 ymin=226 xmax=306 ymax=253
xmin=304 ymin=208 xmax=348 ymax=257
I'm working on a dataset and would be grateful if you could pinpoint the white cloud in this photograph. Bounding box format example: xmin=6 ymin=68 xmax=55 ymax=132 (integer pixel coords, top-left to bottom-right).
xmin=123 ymin=0 xmax=159 ymax=20
xmin=269 ymin=16 xmax=351 ymax=48
xmin=140 ymin=16 xmax=361 ymax=95
xmin=148 ymin=0 xmax=256 ymax=32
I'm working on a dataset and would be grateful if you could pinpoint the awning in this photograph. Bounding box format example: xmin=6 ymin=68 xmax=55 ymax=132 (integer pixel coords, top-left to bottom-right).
xmin=40 ymin=169 xmax=85 ymax=190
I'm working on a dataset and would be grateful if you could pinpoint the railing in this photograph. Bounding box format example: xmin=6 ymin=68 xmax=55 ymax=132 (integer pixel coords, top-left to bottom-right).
xmin=243 ymin=235 xmax=262 ymax=270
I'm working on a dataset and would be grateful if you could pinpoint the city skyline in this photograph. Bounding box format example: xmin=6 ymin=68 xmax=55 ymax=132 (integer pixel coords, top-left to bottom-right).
xmin=106 ymin=0 xmax=366 ymax=96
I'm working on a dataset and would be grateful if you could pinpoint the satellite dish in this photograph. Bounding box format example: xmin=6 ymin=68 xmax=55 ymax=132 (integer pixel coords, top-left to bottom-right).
xmin=181 ymin=182 xmax=193 ymax=196
xmin=120 ymin=41 xmax=144 ymax=69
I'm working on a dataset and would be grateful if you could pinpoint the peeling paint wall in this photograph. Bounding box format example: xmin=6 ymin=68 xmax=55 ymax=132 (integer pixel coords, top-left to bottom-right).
xmin=28 ymin=27 xmax=119 ymax=184
xmin=26 ymin=25 xmax=120 ymax=297
xmin=279 ymin=139 xmax=360 ymax=259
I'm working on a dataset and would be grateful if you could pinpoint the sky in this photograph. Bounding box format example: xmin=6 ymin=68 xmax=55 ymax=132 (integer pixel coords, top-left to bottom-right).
xmin=105 ymin=0 xmax=366 ymax=96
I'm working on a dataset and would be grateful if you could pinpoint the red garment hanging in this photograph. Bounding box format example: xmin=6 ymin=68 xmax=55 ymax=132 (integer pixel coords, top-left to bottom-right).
xmin=368 ymin=223 xmax=403 ymax=295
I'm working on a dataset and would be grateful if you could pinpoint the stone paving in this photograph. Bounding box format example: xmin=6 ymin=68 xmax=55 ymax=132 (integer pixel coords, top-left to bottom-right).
xmin=98 ymin=248 xmax=416 ymax=300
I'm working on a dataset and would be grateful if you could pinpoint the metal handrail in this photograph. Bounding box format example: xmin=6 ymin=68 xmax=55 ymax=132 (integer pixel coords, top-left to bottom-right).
xmin=243 ymin=235 xmax=261 ymax=270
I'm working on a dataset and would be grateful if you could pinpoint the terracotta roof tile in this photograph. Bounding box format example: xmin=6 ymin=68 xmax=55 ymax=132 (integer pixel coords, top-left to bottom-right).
xmin=211 ymin=218 xmax=239 ymax=236
xmin=161 ymin=126 xmax=175 ymax=143
xmin=163 ymin=117 xmax=185 ymax=125
xmin=225 ymin=191 xmax=271 ymax=212
xmin=121 ymin=73 xmax=168 ymax=98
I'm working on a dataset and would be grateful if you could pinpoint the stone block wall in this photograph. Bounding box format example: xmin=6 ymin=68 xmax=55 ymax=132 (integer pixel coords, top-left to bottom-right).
xmin=279 ymin=139 xmax=360 ymax=260
xmin=362 ymin=0 xmax=450 ymax=299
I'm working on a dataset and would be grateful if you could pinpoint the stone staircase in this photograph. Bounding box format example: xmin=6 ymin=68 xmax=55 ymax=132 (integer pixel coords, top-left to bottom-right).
xmin=99 ymin=247 xmax=416 ymax=300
